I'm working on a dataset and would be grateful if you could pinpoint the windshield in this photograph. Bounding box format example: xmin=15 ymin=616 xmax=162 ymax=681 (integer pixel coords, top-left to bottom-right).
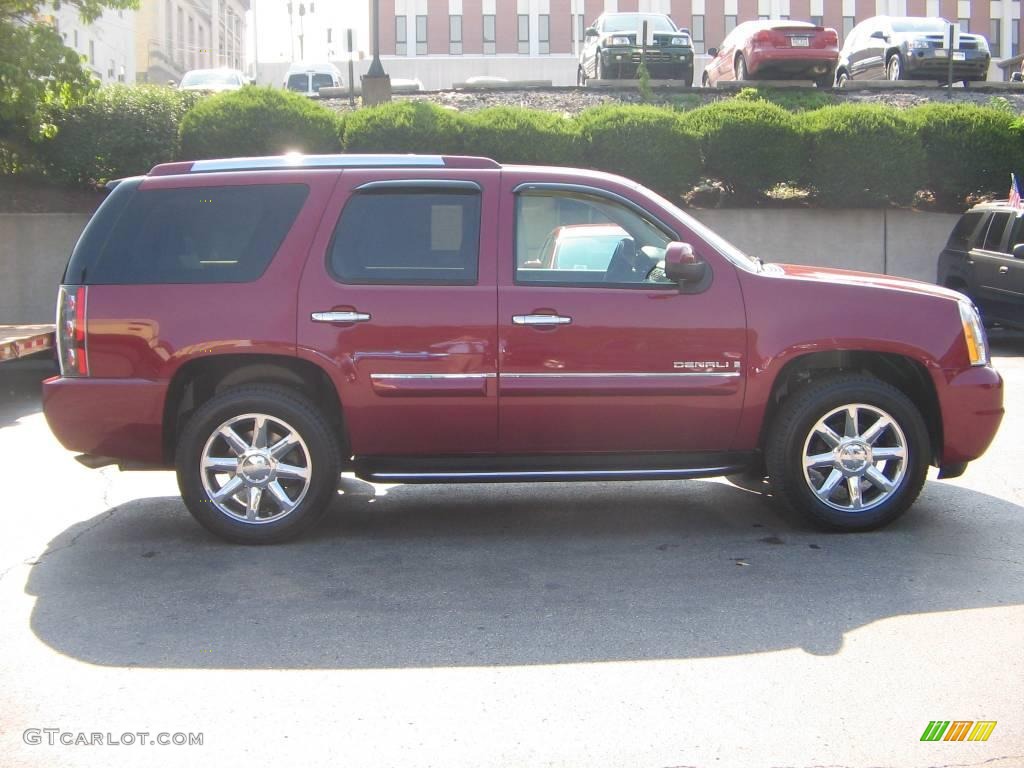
xmin=311 ymin=73 xmax=335 ymax=90
xmin=603 ymin=14 xmax=677 ymax=33
xmin=181 ymin=70 xmax=241 ymax=87
xmin=891 ymin=18 xmax=950 ymax=33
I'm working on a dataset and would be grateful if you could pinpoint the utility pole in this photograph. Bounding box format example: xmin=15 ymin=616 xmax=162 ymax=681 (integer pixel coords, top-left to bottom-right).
xmin=362 ymin=0 xmax=391 ymax=105
xmin=252 ymin=0 xmax=259 ymax=82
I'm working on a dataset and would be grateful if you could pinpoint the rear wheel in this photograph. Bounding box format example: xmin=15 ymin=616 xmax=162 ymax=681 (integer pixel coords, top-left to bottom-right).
xmin=677 ymin=66 xmax=693 ymax=86
xmin=735 ymin=54 xmax=748 ymax=81
xmin=577 ymin=66 xmax=586 ymax=87
xmin=175 ymin=385 xmax=341 ymax=544
xmin=765 ymin=374 xmax=929 ymax=531
xmin=702 ymin=72 xmax=712 ymax=87
xmin=836 ymin=70 xmax=849 ymax=88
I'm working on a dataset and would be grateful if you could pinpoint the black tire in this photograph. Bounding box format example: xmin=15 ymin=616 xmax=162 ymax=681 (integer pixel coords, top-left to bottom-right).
xmin=765 ymin=374 xmax=929 ymax=532
xmin=596 ymin=52 xmax=606 ymax=80
xmin=702 ymin=72 xmax=712 ymax=88
xmin=677 ymin=66 xmax=693 ymax=86
xmin=735 ymin=54 xmax=748 ymax=81
xmin=175 ymin=385 xmax=342 ymax=544
xmin=577 ymin=66 xmax=586 ymax=87
xmin=814 ymin=73 xmax=834 ymax=88
xmin=886 ymin=53 xmax=903 ymax=81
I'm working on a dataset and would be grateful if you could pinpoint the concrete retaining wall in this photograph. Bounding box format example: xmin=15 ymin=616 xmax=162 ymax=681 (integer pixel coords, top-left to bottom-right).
xmin=0 ymin=209 xmax=959 ymax=325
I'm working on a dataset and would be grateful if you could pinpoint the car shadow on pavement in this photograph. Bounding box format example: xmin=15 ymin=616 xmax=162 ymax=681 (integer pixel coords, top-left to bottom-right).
xmin=24 ymin=475 xmax=1024 ymax=669
xmin=988 ymin=328 xmax=1024 ymax=357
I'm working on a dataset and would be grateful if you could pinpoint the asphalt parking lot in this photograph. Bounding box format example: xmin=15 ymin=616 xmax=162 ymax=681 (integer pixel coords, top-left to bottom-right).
xmin=0 ymin=334 xmax=1022 ymax=768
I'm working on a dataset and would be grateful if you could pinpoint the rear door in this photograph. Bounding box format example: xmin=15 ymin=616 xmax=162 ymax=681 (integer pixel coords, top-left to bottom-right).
xmin=973 ymin=212 xmax=1024 ymax=325
xmin=297 ymin=170 xmax=500 ymax=457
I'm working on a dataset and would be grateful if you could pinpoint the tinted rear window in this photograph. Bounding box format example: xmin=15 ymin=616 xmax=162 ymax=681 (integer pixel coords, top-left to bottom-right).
xmin=329 ymin=190 xmax=480 ymax=284
xmin=311 ymin=73 xmax=334 ymax=91
xmin=286 ymin=73 xmax=309 ymax=91
xmin=982 ymin=212 xmax=1012 ymax=252
xmin=946 ymin=212 xmax=984 ymax=250
xmin=69 ymin=184 xmax=308 ymax=284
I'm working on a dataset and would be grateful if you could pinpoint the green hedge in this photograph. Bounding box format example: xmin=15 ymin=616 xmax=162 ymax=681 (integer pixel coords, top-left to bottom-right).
xmin=462 ymin=106 xmax=581 ymax=165
xmin=576 ymin=105 xmax=700 ymax=198
xmin=684 ymin=100 xmax=804 ymax=198
xmin=800 ymin=105 xmax=926 ymax=207
xmin=35 ymin=85 xmax=201 ymax=187
xmin=342 ymin=101 xmax=464 ymax=154
xmin=179 ymin=86 xmax=341 ymax=159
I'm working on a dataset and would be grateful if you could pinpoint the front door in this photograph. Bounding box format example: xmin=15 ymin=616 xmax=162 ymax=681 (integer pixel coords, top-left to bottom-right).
xmin=496 ymin=182 xmax=747 ymax=455
xmin=297 ymin=170 xmax=500 ymax=457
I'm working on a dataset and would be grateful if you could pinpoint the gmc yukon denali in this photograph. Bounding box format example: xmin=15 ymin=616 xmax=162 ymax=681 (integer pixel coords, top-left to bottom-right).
xmin=43 ymin=154 xmax=1004 ymax=543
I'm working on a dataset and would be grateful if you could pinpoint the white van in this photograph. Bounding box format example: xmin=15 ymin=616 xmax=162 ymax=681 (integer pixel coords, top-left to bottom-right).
xmin=283 ymin=63 xmax=344 ymax=98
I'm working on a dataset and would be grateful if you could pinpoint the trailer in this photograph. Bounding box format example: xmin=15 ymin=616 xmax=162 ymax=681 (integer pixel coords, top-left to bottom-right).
xmin=0 ymin=324 xmax=55 ymax=363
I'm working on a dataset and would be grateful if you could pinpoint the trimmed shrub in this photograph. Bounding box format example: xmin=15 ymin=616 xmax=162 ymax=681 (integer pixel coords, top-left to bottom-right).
xmin=462 ymin=107 xmax=581 ymax=165
xmin=36 ymin=85 xmax=201 ymax=187
xmin=909 ymin=103 xmax=1022 ymax=207
xmin=683 ymin=99 xmax=804 ymax=199
xmin=575 ymin=105 xmax=700 ymax=198
xmin=801 ymin=104 xmax=925 ymax=207
xmin=179 ymin=86 xmax=341 ymax=160
xmin=342 ymin=101 xmax=464 ymax=154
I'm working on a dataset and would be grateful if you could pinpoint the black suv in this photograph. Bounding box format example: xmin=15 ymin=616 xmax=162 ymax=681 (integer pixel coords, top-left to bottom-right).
xmin=938 ymin=201 xmax=1024 ymax=329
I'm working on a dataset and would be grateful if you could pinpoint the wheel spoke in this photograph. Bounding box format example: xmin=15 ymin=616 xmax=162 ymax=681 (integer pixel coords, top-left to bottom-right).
xmin=211 ymin=475 xmax=244 ymax=502
xmin=219 ymin=426 xmax=249 ymax=456
xmin=276 ymin=462 xmax=310 ymax=481
xmin=246 ymin=486 xmax=262 ymax=521
xmin=202 ymin=455 xmax=238 ymax=473
xmin=815 ymin=424 xmax=843 ymax=449
xmin=865 ymin=467 xmax=895 ymax=493
xmin=847 ymin=476 xmax=864 ymax=509
xmin=267 ymin=481 xmax=296 ymax=512
xmin=843 ymin=406 xmax=859 ymax=438
xmin=815 ymin=469 xmax=843 ymax=501
xmin=872 ymin=446 xmax=906 ymax=462
xmin=860 ymin=415 xmax=892 ymax=445
xmin=804 ymin=452 xmax=835 ymax=469
xmin=251 ymin=415 xmax=268 ymax=449
xmin=269 ymin=433 xmax=299 ymax=460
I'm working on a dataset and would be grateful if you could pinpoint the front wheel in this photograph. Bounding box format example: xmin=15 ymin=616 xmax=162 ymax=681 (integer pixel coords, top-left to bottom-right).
xmin=577 ymin=66 xmax=586 ymax=87
xmin=836 ymin=70 xmax=850 ymax=88
xmin=596 ymin=52 xmax=606 ymax=80
xmin=175 ymin=385 xmax=342 ymax=544
xmin=677 ymin=67 xmax=693 ymax=87
xmin=765 ymin=375 xmax=929 ymax=531
xmin=886 ymin=54 xmax=903 ymax=81
xmin=702 ymin=72 xmax=712 ymax=88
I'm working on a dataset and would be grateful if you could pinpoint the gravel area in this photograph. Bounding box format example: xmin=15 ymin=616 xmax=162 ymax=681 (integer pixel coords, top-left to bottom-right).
xmin=321 ymin=84 xmax=1024 ymax=116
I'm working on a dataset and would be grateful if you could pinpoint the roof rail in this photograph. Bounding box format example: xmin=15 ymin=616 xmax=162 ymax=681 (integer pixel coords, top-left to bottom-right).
xmin=148 ymin=154 xmax=501 ymax=176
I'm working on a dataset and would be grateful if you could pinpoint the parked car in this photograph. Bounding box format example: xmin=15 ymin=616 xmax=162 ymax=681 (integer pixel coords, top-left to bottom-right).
xmin=178 ymin=68 xmax=250 ymax=92
xmin=44 ymin=154 xmax=1003 ymax=543
xmin=834 ymin=16 xmax=990 ymax=86
xmin=702 ymin=20 xmax=839 ymax=88
xmin=283 ymin=62 xmax=343 ymax=97
xmin=938 ymin=201 xmax=1024 ymax=329
xmin=578 ymin=12 xmax=694 ymax=85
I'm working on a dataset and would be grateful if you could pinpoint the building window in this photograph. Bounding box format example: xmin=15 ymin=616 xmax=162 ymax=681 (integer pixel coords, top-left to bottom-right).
xmin=780 ymin=15 xmax=789 ymax=20
xmin=990 ymin=18 xmax=1001 ymax=57
xmin=958 ymin=18 xmax=970 ymax=33
xmin=176 ymin=7 xmax=184 ymax=66
xmin=539 ymin=14 xmax=550 ymax=54
xmin=73 ymin=29 xmax=78 ymax=48
xmin=188 ymin=16 xmax=195 ymax=69
xmin=572 ymin=14 xmax=585 ymax=47
xmin=758 ymin=15 xmax=769 ymax=20
xmin=450 ymin=15 xmax=462 ymax=54
xmin=164 ymin=0 xmax=171 ymax=51
xmin=89 ymin=39 xmax=95 ymax=64
xmin=395 ymin=17 xmax=407 ymax=55
xmin=108 ymin=59 xmax=116 ymax=79
xmin=842 ymin=16 xmax=855 ymax=40
xmin=811 ymin=15 xmax=823 ymax=27
xmin=725 ymin=15 xmax=737 ymax=35
xmin=416 ymin=14 xmax=427 ymax=55
xmin=1013 ymin=21 xmax=1019 ymax=57
xmin=483 ymin=14 xmax=496 ymax=55
xmin=518 ymin=14 xmax=530 ymax=54
xmin=691 ymin=15 xmax=705 ymax=54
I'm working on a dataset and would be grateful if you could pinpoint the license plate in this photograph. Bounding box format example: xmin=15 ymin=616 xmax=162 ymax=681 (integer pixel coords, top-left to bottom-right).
xmin=953 ymin=51 xmax=966 ymax=60
xmin=791 ymin=37 xmax=809 ymax=47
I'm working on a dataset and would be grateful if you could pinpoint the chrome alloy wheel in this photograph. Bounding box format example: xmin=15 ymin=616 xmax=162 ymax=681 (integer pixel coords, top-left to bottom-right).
xmin=200 ymin=413 xmax=312 ymax=524
xmin=801 ymin=403 xmax=908 ymax=513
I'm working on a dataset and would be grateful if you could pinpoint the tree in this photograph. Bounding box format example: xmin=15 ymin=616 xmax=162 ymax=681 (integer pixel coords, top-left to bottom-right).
xmin=0 ymin=0 xmax=137 ymax=168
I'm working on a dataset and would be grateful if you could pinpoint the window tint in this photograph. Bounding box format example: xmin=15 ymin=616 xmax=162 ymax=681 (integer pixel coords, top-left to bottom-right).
xmin=1010 ymin=216 xmax=1024 ymax=253
xmin=311 ymin=73 xmax=334 ymax=91
xmin=329 ymin=190 xmax=480 ymax=284
xmin=982 ymin=212 xmax=1012 ymax=252
xmin=947 ymin=212 xmax=983 ymax=250
xmin=286 ymin=73 xmax=308 ymax=91
xmin=78 ymin=184 xmax=308 ymax=284
xmin=516 ymin=191 xmax=672 ymax=286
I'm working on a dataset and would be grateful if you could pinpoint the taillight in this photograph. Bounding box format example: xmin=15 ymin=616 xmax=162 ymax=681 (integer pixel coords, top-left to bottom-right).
xmin=823 ymin=28 xmax=839 ymax=46
xmin=57 ymin=285 xmax=89 ymax=377
xmin=752 ymin=30 xmax=774 ymax=45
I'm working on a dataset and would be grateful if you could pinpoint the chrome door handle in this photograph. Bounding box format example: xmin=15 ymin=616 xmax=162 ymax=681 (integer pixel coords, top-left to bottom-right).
xmin=999 ymin=265 xmax=1010 ymax=274
xmin=311 ymin=311 xmax=371 ymax=323
xmin=512 ymin=314 xmax=572 ymax=326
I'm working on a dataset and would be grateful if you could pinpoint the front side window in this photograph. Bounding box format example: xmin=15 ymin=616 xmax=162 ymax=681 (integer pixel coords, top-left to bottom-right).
xmin=80 ymin=184 xmax=309 ymax=284
xmin=515 ymin=190 xmax=672 ymax=287
xmin=982 ymin=212 xmax=1013 ymax=252
xmin=330 ymin=190 xmax=481 ymax=285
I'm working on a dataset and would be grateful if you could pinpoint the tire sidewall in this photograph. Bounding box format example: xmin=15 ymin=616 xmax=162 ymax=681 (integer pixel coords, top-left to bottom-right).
xmin=175 ymin=387 xmax=340 ymax=544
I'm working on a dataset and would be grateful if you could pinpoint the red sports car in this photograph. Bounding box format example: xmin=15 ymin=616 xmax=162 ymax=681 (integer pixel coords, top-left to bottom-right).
xmin=702 ymin=20 xmax=839 ymax=87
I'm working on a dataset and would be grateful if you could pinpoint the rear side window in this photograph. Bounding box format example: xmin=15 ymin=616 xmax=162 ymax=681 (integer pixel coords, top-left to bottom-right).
xmin=74 ymin=184 xmax=308 ymax=284
xmin=329 ymin=190 xmax=481 ymax=284
xmin=946 ymin=212 xmax=983 ymax=251
xmin=982 ymin=212 xmax=1012 ymax=252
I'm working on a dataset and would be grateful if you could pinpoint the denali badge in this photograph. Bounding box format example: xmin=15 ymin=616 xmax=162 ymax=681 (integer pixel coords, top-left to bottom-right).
xmin=673 ymin=361 xmax=742 ymax=370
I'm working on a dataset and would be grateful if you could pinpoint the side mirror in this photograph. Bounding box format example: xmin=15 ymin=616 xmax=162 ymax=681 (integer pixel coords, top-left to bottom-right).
xmin=1012 ymin=243 xmax=1024 ymax=259
xmin=585 ymin=27 xmax=599 ymax=39
xmin=664 ymin=242 xmax=707 ymax=284
xmin=870 ymin=30 xmax=888 ymax=40
xmin=707 ymin=47 xmax=719 ymax=57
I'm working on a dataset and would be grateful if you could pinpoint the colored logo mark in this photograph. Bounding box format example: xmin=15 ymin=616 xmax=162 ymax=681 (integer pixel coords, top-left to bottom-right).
xmin=920 ymin=721 xmax=997 ymax=742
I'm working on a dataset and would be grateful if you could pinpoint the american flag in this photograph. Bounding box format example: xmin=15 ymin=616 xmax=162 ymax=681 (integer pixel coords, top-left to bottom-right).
xmin=1011 ymin=173 xmax=1023 ymax=212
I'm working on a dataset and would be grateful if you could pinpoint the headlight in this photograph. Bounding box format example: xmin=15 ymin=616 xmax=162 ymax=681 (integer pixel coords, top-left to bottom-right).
xmin=671 ymin=36 xmax=689 ymax=46
xmin=606 ymin=35 xmax=631 ymax=46
xmin=958 ymin=299 xmax=989 ymax=367
xmin=911 ymin=38 xmax=931 ymax=49
xmin=977 ymin=37 xmax=989 ymax=51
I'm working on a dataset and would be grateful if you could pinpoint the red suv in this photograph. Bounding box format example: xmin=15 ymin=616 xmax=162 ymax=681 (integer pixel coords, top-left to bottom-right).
xmin=43 ymin=154 xmax=1003 ymax=543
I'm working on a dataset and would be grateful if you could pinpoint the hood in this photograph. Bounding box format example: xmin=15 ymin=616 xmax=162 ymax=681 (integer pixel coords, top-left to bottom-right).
xmin=766 ymin=262 xmax=964 ymax=303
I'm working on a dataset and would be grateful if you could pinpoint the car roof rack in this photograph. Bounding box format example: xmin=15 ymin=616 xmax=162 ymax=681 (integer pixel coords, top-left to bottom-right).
xmin=149 ymin=154 xmax=501 ymax=176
